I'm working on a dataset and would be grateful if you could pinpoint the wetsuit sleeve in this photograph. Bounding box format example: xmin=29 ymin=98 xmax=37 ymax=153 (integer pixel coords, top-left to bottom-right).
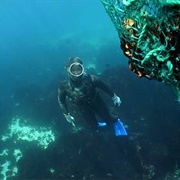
xmin=90 ymin=75 xmax=114 ymax=97
xmin=58 ymin=84 xmax=69 ymax=115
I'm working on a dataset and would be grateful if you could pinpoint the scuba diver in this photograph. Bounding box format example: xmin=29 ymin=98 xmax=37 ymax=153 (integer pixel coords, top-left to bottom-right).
xmin=58 ymin=57 xmax=127 ymax=136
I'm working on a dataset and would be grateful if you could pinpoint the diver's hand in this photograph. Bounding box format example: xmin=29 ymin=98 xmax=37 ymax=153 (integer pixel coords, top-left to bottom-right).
xmin=64 ymin=113 xmax=75 ymax=126
xmin=112 ymin=93 xmax=122 ymax=107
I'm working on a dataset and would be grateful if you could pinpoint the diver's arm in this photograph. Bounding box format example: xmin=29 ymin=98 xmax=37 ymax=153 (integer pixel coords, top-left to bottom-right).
xmin=58 ymin=87 xmax=76 ymax=126
xmin=91 ymin=75 xmax=114 ymax=97
xmin=58 ymin=86 xmax=69 ymax=115
xmin=91 ymin=75 xmax=122 ymax=106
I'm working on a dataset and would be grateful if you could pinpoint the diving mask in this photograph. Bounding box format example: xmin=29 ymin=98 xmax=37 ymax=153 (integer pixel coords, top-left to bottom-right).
xmin=68 ymin=62 xmax=84 ymax=77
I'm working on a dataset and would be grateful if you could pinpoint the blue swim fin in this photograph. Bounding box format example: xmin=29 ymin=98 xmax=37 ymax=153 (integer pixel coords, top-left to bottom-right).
xmin=114 ymin=119 xmax=128 ymax=136
xmin=98 ymin=121 xmax=107 ymax=127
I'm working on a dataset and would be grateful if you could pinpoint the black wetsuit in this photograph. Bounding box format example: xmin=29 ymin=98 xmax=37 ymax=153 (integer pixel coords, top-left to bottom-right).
xmin=58 ymin=73 xmax=116 ymax=129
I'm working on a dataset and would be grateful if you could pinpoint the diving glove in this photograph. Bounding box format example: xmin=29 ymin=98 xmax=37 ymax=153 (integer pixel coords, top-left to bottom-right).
xmin=112 ymin=93 xmax=122 ymax=107
xmin=64 ymin=113 xmax=75 ymax=126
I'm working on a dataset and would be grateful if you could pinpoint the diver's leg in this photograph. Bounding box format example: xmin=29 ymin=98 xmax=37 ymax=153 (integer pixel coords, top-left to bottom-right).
xmin=79 ymin=105 xmax=98 ymax=130
xmin=92 ymin=95 xmax=116 ymax=125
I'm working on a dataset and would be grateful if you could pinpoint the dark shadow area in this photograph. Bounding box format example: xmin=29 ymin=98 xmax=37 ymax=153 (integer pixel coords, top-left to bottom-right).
xmin=1 ymin=65 xmax=180 ymax=179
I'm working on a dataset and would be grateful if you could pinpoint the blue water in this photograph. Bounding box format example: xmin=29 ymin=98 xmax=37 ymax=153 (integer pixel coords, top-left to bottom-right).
xmin=0 ymin=1 xmax=180 ymax=180
xmin=0 ymin=0 xmax=127 ymax=100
